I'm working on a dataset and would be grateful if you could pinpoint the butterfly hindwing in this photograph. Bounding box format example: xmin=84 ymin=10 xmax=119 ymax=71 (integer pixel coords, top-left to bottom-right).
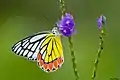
xmin=37 ymin=33 xmax=64 ymax=72
xmin=12 ymin=32 xmax=50 ymax=60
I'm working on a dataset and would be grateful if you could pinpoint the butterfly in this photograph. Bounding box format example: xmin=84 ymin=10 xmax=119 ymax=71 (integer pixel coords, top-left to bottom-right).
xmin=12 ymin=27 xmax=64 ymax=73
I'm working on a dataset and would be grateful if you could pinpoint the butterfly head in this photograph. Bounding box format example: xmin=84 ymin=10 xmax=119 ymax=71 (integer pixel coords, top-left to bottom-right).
xmin=52 ymin=27 xmax=61 ymax=36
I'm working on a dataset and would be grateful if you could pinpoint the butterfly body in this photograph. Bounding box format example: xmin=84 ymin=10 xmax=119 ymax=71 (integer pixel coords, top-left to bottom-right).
xmin=12 ymin=27 xmax=64 ymax=72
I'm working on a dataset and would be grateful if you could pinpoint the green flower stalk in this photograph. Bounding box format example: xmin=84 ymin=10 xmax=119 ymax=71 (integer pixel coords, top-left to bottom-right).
xmin=92 ymin=14 xmax=106 ymax=80
xmin=57 ymin=0 xmax=79 ymax=80
xmin=68 ymin=36 xmax=79 ymax=80
xmin=59 ymin=0 xmax=66 ymax=15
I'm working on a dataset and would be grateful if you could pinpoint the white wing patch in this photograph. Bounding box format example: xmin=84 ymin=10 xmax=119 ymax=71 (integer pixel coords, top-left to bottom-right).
xmin=28 ymin=44 xmax=33 ymax=49
xmin=19 ymin=50 xmax=24 ymax=55
xmin=14 ymin=43 xmax=21 ymax=52
xmin=24 ymin=42 xmax=29 ymax=49
xmin=23 ymin=50 xmax=29 ymax=56
xmin=31 ymin=42 xmax=39 ymax=51
xmin=27 ymin=52 xmax=33 ymax=58
xmin=30 ymin=34 xmax=47 ymax=42
xmin=22 ymin=40 xmax=28 ymax=46
xmin=16 ymin=47 xmax=22 ymax=54
xmin=42 ymin=51 xmax=46 ymax=60
xmin=12 ymin=32 xmax=50 ymax=61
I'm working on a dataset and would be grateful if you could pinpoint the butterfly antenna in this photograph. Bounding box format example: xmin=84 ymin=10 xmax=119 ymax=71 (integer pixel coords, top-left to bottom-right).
xmin=43 ymin=15 xmax=50 ymax=22
xmin=43 ymin=15 xmax=58 ymax=29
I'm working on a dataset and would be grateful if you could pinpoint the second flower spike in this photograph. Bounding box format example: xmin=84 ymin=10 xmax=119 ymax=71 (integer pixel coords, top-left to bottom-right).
xmin=97 ymin=14 xmax=106 ymax=29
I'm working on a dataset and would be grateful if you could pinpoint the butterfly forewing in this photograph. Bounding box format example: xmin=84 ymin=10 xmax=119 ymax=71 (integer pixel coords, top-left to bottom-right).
xmin=12 ymin=32 xmax=50 ymax=60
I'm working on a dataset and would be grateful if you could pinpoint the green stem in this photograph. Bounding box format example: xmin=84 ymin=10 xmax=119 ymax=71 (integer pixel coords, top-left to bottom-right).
xmin=69 ymin=37 xmax=79 ymax=80
xmin=92 ymin=28 xmax=106 ymax=80
xmin=59 ymin=0 xmax=66 ymax=15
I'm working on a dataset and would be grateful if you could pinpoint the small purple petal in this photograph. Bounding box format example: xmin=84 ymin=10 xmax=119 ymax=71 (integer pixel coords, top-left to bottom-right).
xmin=65 ymin=13 xmax=73 ymax=19
xmin=61 ymin=18 xmax=74 ymax=29
xmin=97 ymin=15 xmax=102 ymax=28
xmin=59 ymin=27 xmax=75 ymax=37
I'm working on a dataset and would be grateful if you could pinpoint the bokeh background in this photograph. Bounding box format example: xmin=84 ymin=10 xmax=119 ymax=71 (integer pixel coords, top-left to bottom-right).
xmin=0 ymin=0 xmax=120 ymax=80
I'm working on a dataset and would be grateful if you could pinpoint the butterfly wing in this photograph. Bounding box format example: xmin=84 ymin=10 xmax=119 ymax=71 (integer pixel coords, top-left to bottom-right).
xmin=37 ymin=33 xmax=64 ymax=72
xmin=12 ymin=32 xmax=50 ymax=61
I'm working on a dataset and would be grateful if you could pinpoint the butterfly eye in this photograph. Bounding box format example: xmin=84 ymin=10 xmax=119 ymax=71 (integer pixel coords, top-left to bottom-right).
xmin=53 ymin=32 xmax=55 ymax=34
xmin=52 ymin=30 xmax=57 ymax=35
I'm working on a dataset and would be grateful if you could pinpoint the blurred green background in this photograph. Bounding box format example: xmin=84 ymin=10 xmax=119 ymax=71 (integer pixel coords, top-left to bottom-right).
xmin=0 ymin=0 xmax=120 ymax=80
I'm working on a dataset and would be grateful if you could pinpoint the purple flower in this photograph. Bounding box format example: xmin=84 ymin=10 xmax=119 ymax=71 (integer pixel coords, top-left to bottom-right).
xmin=97 ymin=15 xmax=106 ymax=29
xmin=57 ymin=13 xmax=76 ymax=37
